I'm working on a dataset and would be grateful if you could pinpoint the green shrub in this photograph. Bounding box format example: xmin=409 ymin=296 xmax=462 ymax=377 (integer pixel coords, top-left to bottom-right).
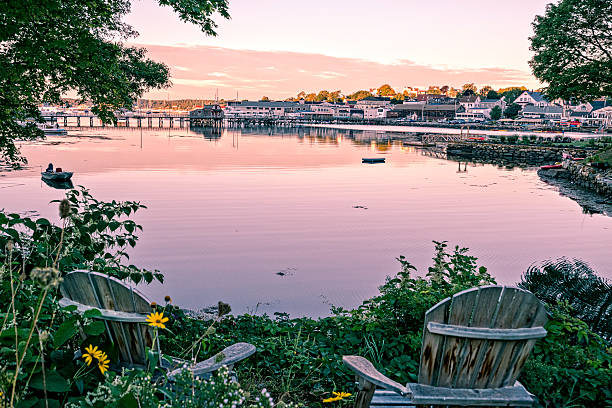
xmin=521 ymin=305 xmax=612 ymax=407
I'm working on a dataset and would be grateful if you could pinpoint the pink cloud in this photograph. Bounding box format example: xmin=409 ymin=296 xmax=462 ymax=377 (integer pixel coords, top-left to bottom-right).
xmin=137 ymin=44 xmax=538 ymax=100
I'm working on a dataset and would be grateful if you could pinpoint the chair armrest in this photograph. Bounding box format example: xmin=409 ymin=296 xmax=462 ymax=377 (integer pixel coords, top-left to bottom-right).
xmin=343 ymin=356 xmax=411 ymax=397
xmin=167 ymin=342 xmax=256 ymax=378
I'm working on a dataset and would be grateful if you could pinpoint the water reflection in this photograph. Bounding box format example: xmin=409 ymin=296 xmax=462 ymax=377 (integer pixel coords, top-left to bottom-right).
xmin=42 ymin=178 xmax=74 ymax=189
xmin=2 ymin=127 xmax=611 ymax=317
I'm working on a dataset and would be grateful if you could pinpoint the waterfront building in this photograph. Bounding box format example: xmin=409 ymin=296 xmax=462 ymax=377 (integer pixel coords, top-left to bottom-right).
xmin=587 ymin=106 xmax=612 ymax=128
xmin=459 ymin=95 xmax=481 ymax=110
xmin=513 ymin=91 xmax=554 ymax=108
xmin=224 ymin=101 xmax=309 ymax=118
xmin=521 ymin=105 xmax=563 ymax=122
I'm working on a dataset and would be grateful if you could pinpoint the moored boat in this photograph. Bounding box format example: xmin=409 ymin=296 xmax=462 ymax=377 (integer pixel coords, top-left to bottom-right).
xmin=362 ymin=157 xmax=386 ymax=164
xmin=41 ymin=171 xmax=73 ymax=181
xmin=540 ymin=164 xmax=562 ymax=170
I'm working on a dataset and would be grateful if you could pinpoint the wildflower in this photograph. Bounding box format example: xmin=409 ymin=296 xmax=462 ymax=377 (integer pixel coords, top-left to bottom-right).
xmin=59 ymin=199 xmax=71 ymax=218
xmin=323 ymin=392 xmax=351 ymax=403
xmin=39 ymin=330 xmax=50 ymax=342
xmin=146 ymin=311 xmax=168 ymax=329
xmin=164 ymin=295 xmax=172 ymax=303
xmin=6 ymin=240 xmax=13 ymax=252
xmin=218 ymin=301 xmax=231 ymax=318
xmin=150 ymin=302 xmax=157 ymax=308
xmin=322 ymin=396 xmax=342 ymax=403
xmin=97 ymin=352 xmax=110 ymax=375
xmin=31 ymin=267 xmax=62 ymax=289
xmin=83 ymin=344 xmax=102 ymax=366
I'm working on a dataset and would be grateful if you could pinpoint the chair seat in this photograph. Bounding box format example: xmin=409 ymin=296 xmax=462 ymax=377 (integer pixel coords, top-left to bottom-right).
xmin=370 ymin=382 xmax=534 ymax=407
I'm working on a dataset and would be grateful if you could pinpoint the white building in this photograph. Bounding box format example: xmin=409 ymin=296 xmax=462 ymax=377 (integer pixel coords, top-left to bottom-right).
xmin=513 ymin=91 xmax=554 ymax=108
xmin=224 ymin=101 xmax=309 ymax=118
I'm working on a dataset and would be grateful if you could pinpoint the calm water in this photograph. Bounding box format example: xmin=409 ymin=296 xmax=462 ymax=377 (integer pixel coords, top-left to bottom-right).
xmin=2 ymin=127 xmax=611 ymax=317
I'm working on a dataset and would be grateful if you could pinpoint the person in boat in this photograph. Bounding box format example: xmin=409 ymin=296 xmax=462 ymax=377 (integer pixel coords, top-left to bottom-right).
xmin=45 ymin=163 xmax=53 ymax=173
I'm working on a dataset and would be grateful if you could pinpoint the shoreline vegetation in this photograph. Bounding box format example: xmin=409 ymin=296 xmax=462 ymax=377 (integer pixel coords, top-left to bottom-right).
xmin=1 ymin=188 xmax=610 ymax=407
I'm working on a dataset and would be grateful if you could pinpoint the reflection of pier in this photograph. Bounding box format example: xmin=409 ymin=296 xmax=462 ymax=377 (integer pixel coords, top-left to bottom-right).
xmin=420 ymin=147 xmax=448 ymax=160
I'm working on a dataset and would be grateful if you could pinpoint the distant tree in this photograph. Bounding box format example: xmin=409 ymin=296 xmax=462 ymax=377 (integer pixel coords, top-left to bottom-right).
xmin=377 ymin=84 xmax=396 ymax=97
xmin=328 ymin=90 xmax=342 ymax=103
xmin=486 ymin=90 xmax=500 ymax=99
xmin=427 ymin=86 xmax=441 ymax=95
xmin=447 ymin=88 xmax=459 ymax=98
xmin=462 ymin=83 xmax=478 ymax=93
xmin=315 ymin=90 xmax=330 ymax=102
xmin=461 ymin=89 xmax=476 ymax=97
xmin=304 ymin=93 xmax=317 ymax=102
xmin=297 ymin=91 xmax=306 ymax=99
xmin=0 ymin=0 xmax=229 ymax=166
xmin=261 ymin=96 xmax=270 ymax=101
xmin=499 ymin=88 xmax=526 ymax=104
xmin=479 ymin=85 xmax=493 ymax=97
xmin=348 ymin=90 xmax=373 ymax=100
xmin=530 ymin=0 xmax=612 ymax=101
xmin=440 ymin=85 xmax=450 ymax=95
xmin=490 ymin=106 xmax=502 ymax=121
xmin=504 ymin=103 xmax=522 ymax=119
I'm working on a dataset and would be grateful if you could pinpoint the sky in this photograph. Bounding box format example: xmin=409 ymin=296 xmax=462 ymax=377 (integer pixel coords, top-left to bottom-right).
xmin=124 ymin=0 xmax=553 ymax=100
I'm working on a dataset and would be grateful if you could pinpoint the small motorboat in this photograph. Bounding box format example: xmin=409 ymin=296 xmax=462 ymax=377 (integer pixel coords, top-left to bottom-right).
xmin=362 ymin=157 xmax=386 ymax=164
xmin=41 ymin=164 xmax=73 ymax=181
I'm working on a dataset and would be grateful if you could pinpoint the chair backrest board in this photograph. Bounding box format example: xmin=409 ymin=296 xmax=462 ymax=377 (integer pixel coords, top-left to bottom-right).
xmin=418 ymin=285 xmax=547 ymax=389
xmin=60 ymin=270 xmax=154 ymax=367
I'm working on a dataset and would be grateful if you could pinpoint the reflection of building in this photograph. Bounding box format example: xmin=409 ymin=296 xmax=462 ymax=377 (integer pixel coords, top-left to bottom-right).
xmin=189 ymin=126 xmax=222 ymax=140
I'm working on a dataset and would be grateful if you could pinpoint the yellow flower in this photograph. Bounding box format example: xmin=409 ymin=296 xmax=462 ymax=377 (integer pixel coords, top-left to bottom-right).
xmin=96 ymin=351 xmax=110 ymax=375
xmin=83 ymin=344 xmax=102 ymax=366
xmin=146 ymin=311 xmax=169 ymax=329
xmin=322 ymin=396 xmax=342 ymax=403
xmin=323 ymin=392 xmax=351 ymax=403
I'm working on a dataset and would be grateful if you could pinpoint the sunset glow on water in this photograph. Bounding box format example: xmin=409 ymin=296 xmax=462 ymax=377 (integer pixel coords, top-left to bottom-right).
xmin=2 ymin=127 xmax=611 ymax=316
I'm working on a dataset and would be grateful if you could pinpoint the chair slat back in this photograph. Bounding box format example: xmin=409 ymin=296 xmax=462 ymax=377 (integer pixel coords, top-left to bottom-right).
xmin=418 ymin=286 xmax=547 ymax=389
xmin=60 ymin=270 xmax=154 ymax=366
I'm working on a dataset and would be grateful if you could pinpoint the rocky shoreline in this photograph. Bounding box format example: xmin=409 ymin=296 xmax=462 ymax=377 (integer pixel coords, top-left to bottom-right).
xmin=446 ymin=142 xmax=593 ymax=166
xmin=538 ymin=162 xmax=612 ymax=215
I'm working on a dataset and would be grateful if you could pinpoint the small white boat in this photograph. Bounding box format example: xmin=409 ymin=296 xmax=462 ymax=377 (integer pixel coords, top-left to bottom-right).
xmin=41 ymin=171 xmax=73 ymax=181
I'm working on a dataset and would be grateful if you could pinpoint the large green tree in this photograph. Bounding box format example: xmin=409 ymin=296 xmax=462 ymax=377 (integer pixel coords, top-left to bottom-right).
xmin=0 ymin=0 xmax=229 ymax=166
xmin=530 ymin=0 xmax=611 ymax=101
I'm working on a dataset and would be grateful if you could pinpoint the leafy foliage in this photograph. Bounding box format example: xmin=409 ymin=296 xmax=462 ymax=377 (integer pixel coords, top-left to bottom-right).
xmin=490 ymin=105 xmax=502 ymax=121
xmin=529 ymin=0 xmax=612 ymax=101
xmin=160 ymin=241 xmax=495 ymax=405
xmin=66 ymin=366 xmax=286 ymax=408
xmin=521 ymin=305 xmax=612 ymax=407
xmin=0 ymin=187 xmax=162 ymax=284
xmin=520 ymin=258 xmax=612 ymax=340
xmin=0 ymin=0 xmax=229 ymax=166
xmin=504 ymin=103 xmax=522 ymax=119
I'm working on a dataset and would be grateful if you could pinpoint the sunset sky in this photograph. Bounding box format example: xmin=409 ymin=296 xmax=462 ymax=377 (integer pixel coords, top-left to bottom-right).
xmin=125 ymin=0 xmax=553 ymax=100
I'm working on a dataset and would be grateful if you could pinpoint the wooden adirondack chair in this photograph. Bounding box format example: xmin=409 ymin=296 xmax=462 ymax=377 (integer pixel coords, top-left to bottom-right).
xmin=59 ymin=270 xmax=256 ymax=379
xmin=343 ymin=286 xmax=548 ymax=407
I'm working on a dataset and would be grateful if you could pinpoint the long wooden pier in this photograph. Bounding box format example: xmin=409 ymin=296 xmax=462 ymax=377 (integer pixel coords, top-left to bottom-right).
xmin=42 ymin=113 xmax=198 ymax=128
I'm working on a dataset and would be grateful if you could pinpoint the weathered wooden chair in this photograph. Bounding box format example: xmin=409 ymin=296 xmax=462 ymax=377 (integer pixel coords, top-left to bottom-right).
xmin=343 ymin=286 xmax=548 ymax=407
xmin=59 ymin=270 xmax=256 ymax=379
